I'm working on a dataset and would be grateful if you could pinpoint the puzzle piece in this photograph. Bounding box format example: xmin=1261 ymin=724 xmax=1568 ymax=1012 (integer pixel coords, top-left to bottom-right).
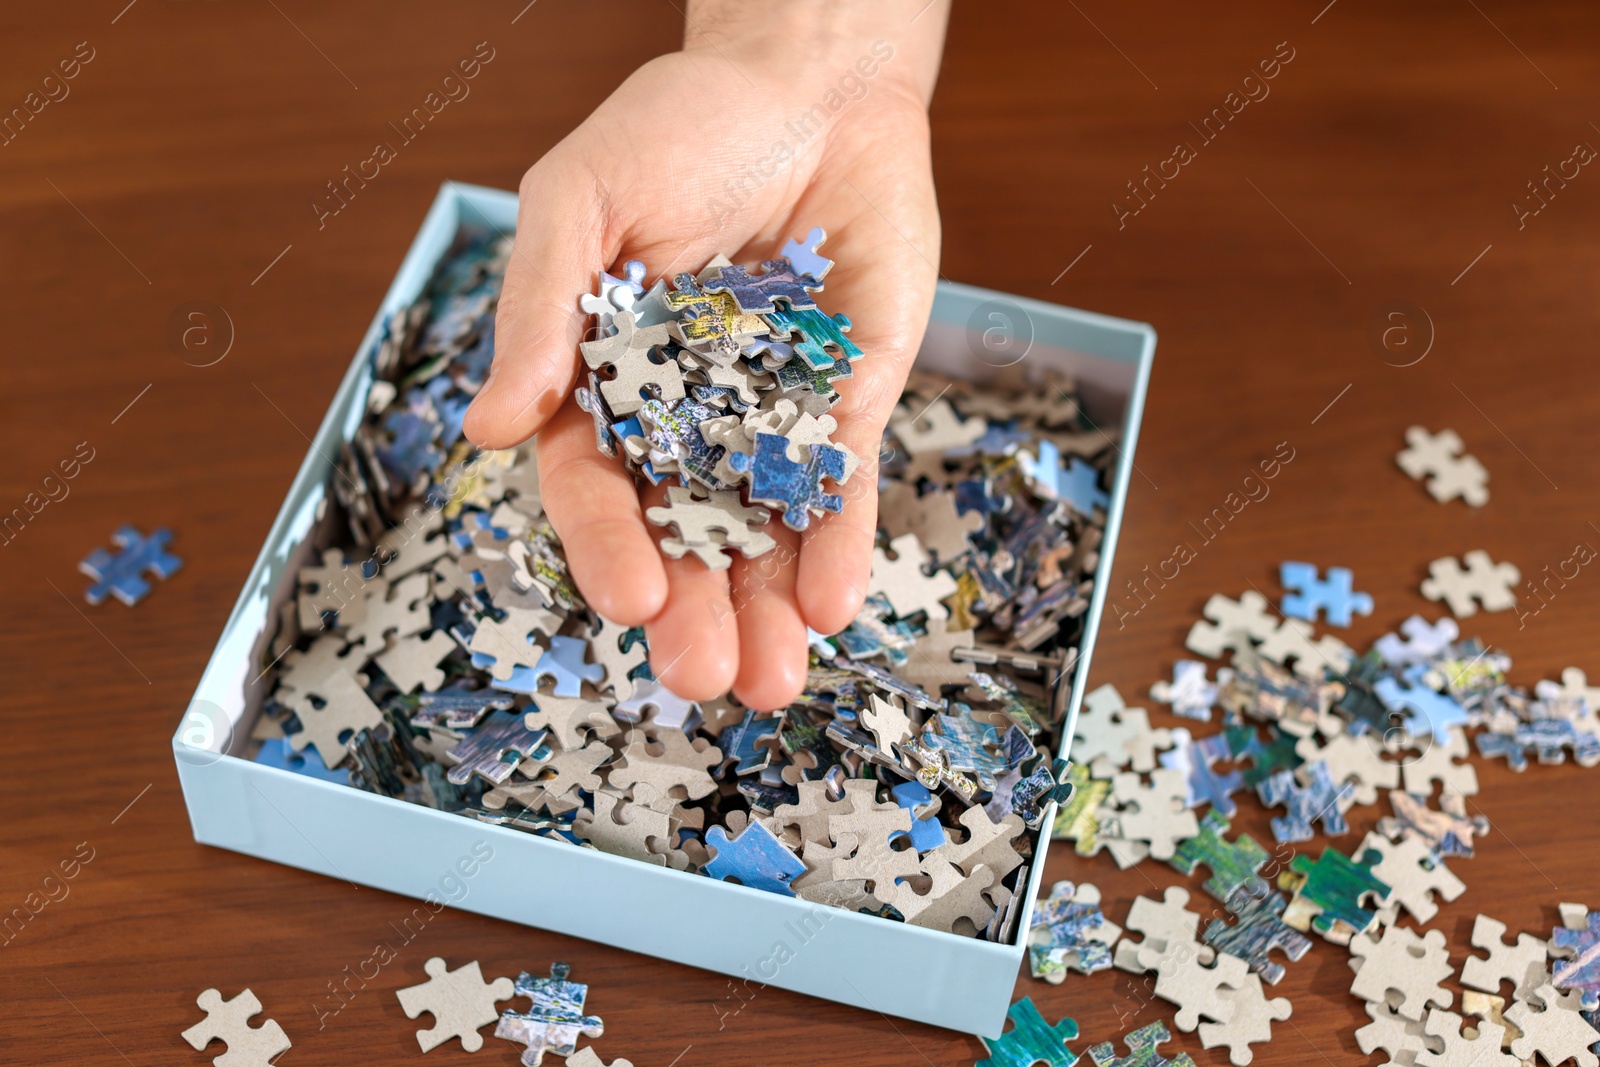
xmin=1375 ymin=614 xmax=1460 ymax=667
xmin=1378 ymin=789 xmax=1490 ymax=859
xmin=1461 ymin=914 xmax=1549 ymax=1001
xmin=1401 ymin=725 xmax=1479 ymax=797
xmin=665 ymin=273 xmax=770 ymax=363
xmin=1279 ymin=561 xmax=1373 ymax=626
xmin=378 ymin=409 xmax=444 ymax=483
xmin=1416 ymin=1008 xmax=1518 ymax=1067
xmin=445 ymin=710 xmax=552 ymax=787
xmin=1198 ymin=972 xmax=1293 ymax=1066
xmin=1397 ymin=425 xmax=1489 ymax=506
xmin=522 ymin=694 xmax=619 ymax=751
xmin=1071 ymin=683 xmax=1173 ymax=776
xmin=1050 ymin=763 xmax=1114 ymax=858
xmin=1100 ymin=769 xmax=1199 ymax=860
xmin=1019 ymin=439 xmax=1108 ymax=518
xmin=728 ymin=431 xmax=847 ymax=531
xmin=779 ymin=225 xmax=833 ymax=281
xmin=977 ymin=998 xmax=1080 ymax=1067
xmin=1116 ymin=886 xmax=1211 ymax=974
xmin=1028 ymin=880 xmax=1121 ymax=981
xmin=704 ymin=817 xmax=807 ymax=896
xmin=1186 ymin=592 xmax=1279 ymax=660
xmin=1293 ymin=731 xmax=1399 ymax=807
xmin=1506 ymin=984 xmax=1600 ymax=1067
xmin=1421 ymin=551 xmax=1519 ymax=617
xmin=1167 ymin=810 xmax=1270 ymax=904
xmin=375 ymin=630 xmax=454 ymax=693
xmin=890 ymin=396 xmax=986 ymax=455
xmin=287 ymin=668 xmax=384 ymax=768
xmin=762 ymin=305 xmax=860 ymax=368
xmin=1135 ymin=940 xmax=1251 ymax=1033
xmin=1255 ymin=760 xmax=1353 ymax=843
xmin=587 ymin=615 xmax=647 ymax=702
xmin=1376 ymin=663 xmax=1470 ymax=746
xmin=1159 ymin=728 xmax=1247 ymax=817
xmin=181 ymin=988 xmax=291 ymax=1067
xmin=609 ymin=727 xmax=722 ymax=801
xmin=1284 ymin=847 xmax=1392 ymax=944
xmin=1358 ymin=828 xmax=1464 ymax=926
xmin=1357 ymin=995 xmax=1443 ymax=1066
xmin=573 ymin=789 xmax=682 ymax=867
xmin=395 ymin=957 xmax=515 ymax=1053
xmin=1350 ymin=925 xmax=1454 ymax=1020
xmin=524 ymin=635 xmax=605 ymax=697
xmin=890 ymin=779 xmax=947 ymax=852
xmin=872 ymin=855 xmax=1000 ymax=933
xmin=80 ymin=524 xmax=183 ymax=605
xmin=1553 ymin=910 xmax=1600 ymax=1003
xmin=868 ymin=533 xmax=958 ymax=622
xmin=1086 ymin=1021 xmax=1197 ymax=1067
xmin=715 ymin=709 xmax=783 ymax=777
xmin=704 ymin=259 xmax=821 ymax=313
xmin=1151 ymin=660 xmax=1219 ymax=722
xmin=1203 ymin=887 xmax=1312 ymax=987
xmin=253 ymin=737 xmax=351 ymax=785
xmin=495 ymin=963 xmax=605 ymax=1067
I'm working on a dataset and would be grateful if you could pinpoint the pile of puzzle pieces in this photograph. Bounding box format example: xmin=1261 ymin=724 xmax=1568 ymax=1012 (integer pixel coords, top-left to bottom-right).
xmin=576 ymin=227 xmax=869 ymax=562
xmin=252 ymin=229 xmax=1115 ymax=940
xmin=1026 ymin=555 xmax=1600 ymax=1064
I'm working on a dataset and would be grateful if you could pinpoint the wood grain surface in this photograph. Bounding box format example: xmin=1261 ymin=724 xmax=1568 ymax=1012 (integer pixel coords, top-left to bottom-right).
xmin=3 ymin=2 xmax=1598 ymax=1064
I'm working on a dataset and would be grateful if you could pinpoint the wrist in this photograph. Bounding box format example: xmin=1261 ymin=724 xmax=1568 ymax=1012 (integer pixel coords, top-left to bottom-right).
xmin=680 ymin=0 xmax=948 ymax=107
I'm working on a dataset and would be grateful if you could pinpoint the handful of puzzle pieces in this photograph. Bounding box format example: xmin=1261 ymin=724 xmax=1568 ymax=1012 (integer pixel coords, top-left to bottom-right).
xmin=254 ymin=227 xmax=1110 ymax=941
xmin=1011 ymin=554 xmax=1600 ymax=1064
xmin=577 ymin=225 xmax=865 ymax=558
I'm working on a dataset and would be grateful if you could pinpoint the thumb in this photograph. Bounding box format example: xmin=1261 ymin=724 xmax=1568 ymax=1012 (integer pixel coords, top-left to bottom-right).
xmin=464 ymin=159 xmax=610 ymax=449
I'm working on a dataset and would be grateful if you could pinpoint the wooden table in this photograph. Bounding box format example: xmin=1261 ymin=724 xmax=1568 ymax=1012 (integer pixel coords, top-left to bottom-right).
xmin=4 ymin=1 xmax=1597 ymax=1063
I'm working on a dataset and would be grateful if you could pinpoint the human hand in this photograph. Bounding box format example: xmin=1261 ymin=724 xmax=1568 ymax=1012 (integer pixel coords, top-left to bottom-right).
xmin=463 ymin=1 xmax=948 ymax=710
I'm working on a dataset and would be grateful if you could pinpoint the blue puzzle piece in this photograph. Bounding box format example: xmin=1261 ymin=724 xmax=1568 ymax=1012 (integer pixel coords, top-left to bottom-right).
xmin=890 ymin=780 xmax=947 ymax=852
xmin=422 ymin=378 xmax=470 ymax=447
xmin=779 ymin=225 xmax=833 ymax=281
xmin=716 ymin=709 xmax=782 ymax=777
xmin=1028 ymin=880 xmax=1114 ymax=979
xmin=979 ymin=997 xmax=1080 ymax=1067
xmin=81 ymin=523 xmax=183 ymax=601
xmin=703 ymin=819 xmax=806 ymax=896
xmin=761 ymin=306 xmax=862 ymax=369
xmin=1158 ymin=727 xmax=1247 ymax=818
xmin=377 ymin=409 xmax=443 ymax=483
xmin=728 ymin=432 xmax=847 ymax=531
xmin=704 ymin=260 xmax=821 ymax=313
xmin=1022 ymin=440 xmax=1108 ymax=518
xmin=1552 ymin=911 xmax=1600 ymax=1004
xmin=253 ymin=737 xmax=351 ymax=784
xmin=80 ymin=525 xmax=183 ymax=606
xmin=1203 ymin=886 xmax=1312 ymax=986
xmin=444 ymin=710 xmax=551 ymax=786
xmin=531 ymin=635 xmax=606 ymax=697
xmin=1374 ymin=663 xmax=1468 ymax=745
xmin=1280 ymin=561 xmax=1374 ymax=627
xmin=1256 ymin=760 xmax=1352 ymax=843
xmin=496 ymin=962 xmax=604 ymax=1066
xmin=918 ymin=708 xmax=1009 ymax=791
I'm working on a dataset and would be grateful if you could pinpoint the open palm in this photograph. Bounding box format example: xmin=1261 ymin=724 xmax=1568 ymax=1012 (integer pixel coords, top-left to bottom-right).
xmin=464 ymin=39 xmax=941 ymax=710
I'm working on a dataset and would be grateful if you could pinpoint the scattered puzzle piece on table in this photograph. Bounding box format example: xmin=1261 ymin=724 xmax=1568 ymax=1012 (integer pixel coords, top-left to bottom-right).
xmin=1280 ymin=561 xmax=1373 ymax=626
xmin=1461 ymin=914 xmax=1549 ymax=1002
xmin=395 ymin=957 xmax=515 ymax=1053
xmin=567 ymin=1049 xmax=633 ymax=1067
xmin=1292 ymin=732 xmax=1399 ymax=808
xmin=1505 ymin=984 xmax=1600 ymax=1067
xmin=1256 ymin=760 xmax=1353 ymax=843
xmin=1203 ymin=887 xmax=1312 ymax=987
xmin=495 ymin=963 xmax=605 ymax=1067
xmin=977 ymin=997 xmax=1079 ymax=1067
xmin=1397 ymin=425 xmax=1489 ymax=506
xmin=1357 ymin=995 xmax=1442 ymax=1066
xmin=1358 ymin=828 xmax=1464 ymax=925
xmin=181 ymin=988 xmax=291 ymax=1067
xmin=80 ymin=524 xmax=182 ymax=605
xmin=1151 ymin=660 xmax=1219 ymax=722
xmin=1160 ymin=728 xmax=1247 ymax=817
xmin=1420 ymin=551 xmax=1519 ymax=617
xmin=1378 ymin=790 xmax=1490 ymax=859
xmin=1401 ymin=725 xmax=1479 ymax=798
xmin=1197 ymin=972 xmax=1293 ymax=1066
xmin=1284 ymin=847 xmax=1392 ymax=945
xmin=1186 ymin=591 xmax=1279 ymax=660
xmin=1375 ymin=664 xmax=1469 ymax=746
xmin=1552 ymin=909 xmax=1600 ymax=1003
xmin=1134 ymin=941 xmax=1251 ymax=1033
xmin=1100 ymin=769 xmax=1198 ymax=860
xmin=1086 ymin=1020 xmax=1197 ymax=1067
xmin=1416 ymin=1008 xmax=1519 ymax=1067
xmin=1168 ymin=810 xmax=1270 ymax=903
xmin=1350 ymin=924 xmax=1454 ymax=1020
xmin=1116 ymin=886 xmax=1211 ymax=974
xmin=1375 ymin=614 xmax=1460 ymax=667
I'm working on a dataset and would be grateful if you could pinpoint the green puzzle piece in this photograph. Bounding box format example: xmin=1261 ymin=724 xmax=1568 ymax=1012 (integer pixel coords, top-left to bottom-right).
xmin=1287 ymin=847 xmax=1391 ymax=943
xmin=978 ymin=998 xmax=1079 ymax=1067
xmin=1166 ymin=809 xmax=1270 ymax=903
